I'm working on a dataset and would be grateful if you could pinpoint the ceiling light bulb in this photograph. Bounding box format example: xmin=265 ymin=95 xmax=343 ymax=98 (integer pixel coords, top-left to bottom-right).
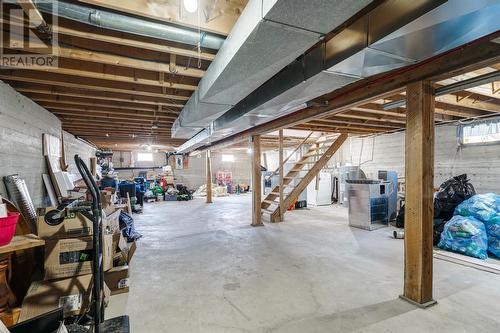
xmin=147 ymin=145 xmax=152 ymax=151
xmin=247 ymin=148 xmax=252 ymax=154
xmin=183 ymin=0 xmax=198 ymax=13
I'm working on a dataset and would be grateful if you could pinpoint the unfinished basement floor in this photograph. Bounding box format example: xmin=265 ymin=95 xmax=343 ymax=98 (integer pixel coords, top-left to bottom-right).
xmin=108 ymin=195 xmax=500 ymax=332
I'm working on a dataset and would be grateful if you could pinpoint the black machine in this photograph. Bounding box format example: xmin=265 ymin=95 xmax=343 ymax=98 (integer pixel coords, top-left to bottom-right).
xmin=74 ymin=155 xmax=130 ymax=333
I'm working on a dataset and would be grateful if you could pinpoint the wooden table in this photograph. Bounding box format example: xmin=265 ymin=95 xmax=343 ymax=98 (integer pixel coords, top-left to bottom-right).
xmin=0 ymin=234 xmax=45 ymax=327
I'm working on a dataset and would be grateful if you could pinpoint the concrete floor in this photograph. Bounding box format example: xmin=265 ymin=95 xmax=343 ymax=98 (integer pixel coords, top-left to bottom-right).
xmin=110 ymin=194 xmax=500 ymax=332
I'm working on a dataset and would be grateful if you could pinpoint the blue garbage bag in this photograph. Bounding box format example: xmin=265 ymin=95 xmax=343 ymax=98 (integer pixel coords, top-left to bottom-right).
xmin=438 ymin=215 xmax=488 ymax=260
xmin=454 ymin=194 xmax=500 ymax=258
xmin=454 ymin=193 xmax=500 ymax=221
xmin=485 ymin=214 xmax=500 ymax=258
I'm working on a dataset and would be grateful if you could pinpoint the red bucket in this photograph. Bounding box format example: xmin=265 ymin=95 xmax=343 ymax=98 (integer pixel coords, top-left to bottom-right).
xmin=0 ymin=212 xmax=20 ymax=246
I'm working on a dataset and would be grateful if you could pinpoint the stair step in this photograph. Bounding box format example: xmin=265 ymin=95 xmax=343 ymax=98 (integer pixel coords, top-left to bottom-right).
xmin=263 ymin=199 xmax=278 ymax=205
xmin=262 ymin=207 xmax=276 ymax=214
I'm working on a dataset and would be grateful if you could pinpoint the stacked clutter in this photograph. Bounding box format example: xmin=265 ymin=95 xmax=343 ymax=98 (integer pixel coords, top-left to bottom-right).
xmin=19 ymin=207 xmax=96 ymax=321
xmin=438 ymin=193 xmax=500 ymax=259
xmin=101 ymin=191 xmax=141 ymax=296
xmin=18 ymin=189 xmax=141 ymax=322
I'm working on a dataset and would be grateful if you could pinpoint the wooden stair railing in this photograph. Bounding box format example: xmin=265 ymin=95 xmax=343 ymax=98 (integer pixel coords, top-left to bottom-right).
xmin=261 ymin=133 xmax=348 ymax=222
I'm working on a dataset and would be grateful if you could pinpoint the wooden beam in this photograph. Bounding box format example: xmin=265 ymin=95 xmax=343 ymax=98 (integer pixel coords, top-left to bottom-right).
xmin=16 ymin=0 xmax=48 ymax=30
xmin=52 ymin=110 xmax=177 ymax=122
xmin=0 ymin=73 xmax=190 ymax=101
xmin=251 ymin=135 xmax=263 ymax=227
xmin=436 ymin=93 xmax=500 ymax=113
xmin=278 ymin=129 xmax=284 ymax=222
xmin=33 ymin=97 xmax=182 ymax=112
xmin=60 ymin=121 xmax=173 ymax=131
xmin=402 ymin=81 xmax=436 ymax=307
xmin=55 ymin=21 xmax=215 ymax=61
xmin=206 ymin=150 xmax=213 ymax=204
xmin=47 ymin=105 xmax=178 ymax=118
xmin=3 ymin=36 xmax=205 ymax=78
xmin=15 ymin=87 xmax=184 ymax=107
xmin=20 ymin=65 xmax=198 ymax=91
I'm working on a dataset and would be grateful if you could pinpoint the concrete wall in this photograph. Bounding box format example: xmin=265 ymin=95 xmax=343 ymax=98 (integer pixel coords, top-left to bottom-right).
xmin=175 ymin=151 xmax=252 ymax=189
xmin=0 ymin=81 xmax=96 ymax=207
xmin=338 ymin=124 xmax=500 ymax=193
xmin=112 ymin=150 xmax=252 ymax=190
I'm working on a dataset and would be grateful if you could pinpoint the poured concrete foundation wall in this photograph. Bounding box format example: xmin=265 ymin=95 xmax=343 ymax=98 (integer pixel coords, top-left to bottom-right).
xmin=0 ymin=81 xmax=96 ymax=207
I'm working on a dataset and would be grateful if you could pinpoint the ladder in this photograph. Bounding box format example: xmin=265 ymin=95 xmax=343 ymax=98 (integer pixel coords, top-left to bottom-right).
xmin=261 ymin=133 xmax=348 ymax=222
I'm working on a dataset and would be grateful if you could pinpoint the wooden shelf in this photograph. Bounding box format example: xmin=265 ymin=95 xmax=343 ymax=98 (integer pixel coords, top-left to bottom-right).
xmin=0 ymin=234 xmax=45 ymax=255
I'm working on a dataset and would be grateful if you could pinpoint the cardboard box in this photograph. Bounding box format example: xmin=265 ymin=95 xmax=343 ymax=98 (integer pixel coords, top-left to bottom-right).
xmin=37 ymin=207 xmax=93 ymax=239
xmin=44 ymin=236 xmax=93 ymax=280
xmin=102 ymin=206 xmax=122 ymax=233
xmin=111 ymin=233 xmax=136 ymax=267
xmin=19 ymin=274 xmax=92 ymax=322
xmin=104 ymin=266 xmax=130 ymax=295
xmin=100 ymin=190 xmax=115 ymax=209
xmin=102 ymin=233 xmax=114 ymax=272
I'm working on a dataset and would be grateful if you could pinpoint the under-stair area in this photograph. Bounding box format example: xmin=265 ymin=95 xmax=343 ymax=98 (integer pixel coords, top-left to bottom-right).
xmin=261 ymin=133 xmax=348 ymax=222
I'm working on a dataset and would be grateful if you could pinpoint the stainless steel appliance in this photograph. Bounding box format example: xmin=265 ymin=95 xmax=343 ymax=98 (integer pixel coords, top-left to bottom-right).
xmin=378 ymin=170 xmax=398 ymax=221
xmin=346 ymin=179 xmax=389 ymax=231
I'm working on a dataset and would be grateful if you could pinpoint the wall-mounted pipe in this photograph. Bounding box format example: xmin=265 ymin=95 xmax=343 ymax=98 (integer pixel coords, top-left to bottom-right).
xmin=33 ymin=0 xmax=224 ymax=50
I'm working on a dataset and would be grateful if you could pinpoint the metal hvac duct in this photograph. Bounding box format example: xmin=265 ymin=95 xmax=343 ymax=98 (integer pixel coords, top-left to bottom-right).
xmin=177 ymin=0 xmax=500 ymax=152
xmin=3 ymin=174 xmax=37 ymax=232
xmin=33 ymin=0 xmax=224 ymax=50
xmin=173 ymin=0 xmax=376 ymax=137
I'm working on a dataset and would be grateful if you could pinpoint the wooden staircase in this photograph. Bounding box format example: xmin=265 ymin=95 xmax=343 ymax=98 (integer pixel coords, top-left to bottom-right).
xmin=261 ymin=133 xmax=348 ymax=222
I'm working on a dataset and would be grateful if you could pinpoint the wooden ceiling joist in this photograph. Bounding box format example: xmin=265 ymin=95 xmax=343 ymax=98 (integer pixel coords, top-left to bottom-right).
xmin=31 ymin=96 xmax=183 ymax=112
xmin=56 ymin=114 xmax=175 ymax=125
xmin=21 ymin=65 xmax=198 ymax=92
xmin=15 ymin=87 xmax=185 ymax=107
xmin=0 ymin=73 xmax=190 ymax=101
xmin=3 ymin=39 xmax=205 ymax=78
xmin=50 ymin=109 xmax=176 ymax=123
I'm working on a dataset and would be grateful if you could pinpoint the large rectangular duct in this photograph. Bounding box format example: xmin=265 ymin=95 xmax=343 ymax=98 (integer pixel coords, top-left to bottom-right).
xmin=176 ymin=0 xmax=500 ymax=152
xmin=173 ymin=0 xmax=374 ymax=137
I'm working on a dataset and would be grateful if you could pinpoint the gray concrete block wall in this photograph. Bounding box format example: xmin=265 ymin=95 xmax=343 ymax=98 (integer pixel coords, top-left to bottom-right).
xmin=340 ymin=125 xmax=500 ymax=193
xmin=63 ymin=131 xmax=97 ymax=176
xmin=0 ymin=81 xmax=96 ymax=207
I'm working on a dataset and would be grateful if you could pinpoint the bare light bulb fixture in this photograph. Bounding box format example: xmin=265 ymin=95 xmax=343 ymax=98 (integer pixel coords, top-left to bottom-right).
xmin=183 ymin=0 xmax=198 ymax=13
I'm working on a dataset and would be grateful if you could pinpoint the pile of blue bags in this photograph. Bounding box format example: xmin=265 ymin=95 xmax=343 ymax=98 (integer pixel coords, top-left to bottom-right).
xmin=438 ymin=193 xmax=500 ymax=259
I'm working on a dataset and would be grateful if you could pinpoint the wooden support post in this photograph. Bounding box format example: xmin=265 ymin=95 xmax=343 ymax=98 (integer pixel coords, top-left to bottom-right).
xmin=401 ymin=81 xmax=436 ymax=308
xmin=251 ymin=135 xmax=263 ymax=227
xmin=206 ymin=150 xmax=212 ymax=204
xmin=278 ymin=129 xmax=284 ymax=222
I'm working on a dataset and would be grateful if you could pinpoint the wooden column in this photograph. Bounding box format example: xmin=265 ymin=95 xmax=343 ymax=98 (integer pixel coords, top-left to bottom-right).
xmin=206 ymin=150 xmax=212 ymax=204
xmin=278 ymin=129 xmax=284 ymax=222
xmin=402 ymin=80 xmax=436 ymax=307
xmin=251 ymin=135 xmax=263 ymax=227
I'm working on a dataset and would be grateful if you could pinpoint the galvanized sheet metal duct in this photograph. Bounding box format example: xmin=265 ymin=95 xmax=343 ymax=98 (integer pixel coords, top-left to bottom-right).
xmin=177 ymin=0 xmax=500 ymax=152
xmin=173 ymin=0 xmax=375 ymax=136
xmin=3 ymin=174 xmax=37 ymax=232
xmin=33 ymin=0 xmax=224 ymax=50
